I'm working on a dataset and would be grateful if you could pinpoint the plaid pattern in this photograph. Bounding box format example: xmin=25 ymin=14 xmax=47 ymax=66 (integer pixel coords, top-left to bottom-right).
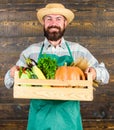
xmin=4 ymin=37 xmax=109 ymax=89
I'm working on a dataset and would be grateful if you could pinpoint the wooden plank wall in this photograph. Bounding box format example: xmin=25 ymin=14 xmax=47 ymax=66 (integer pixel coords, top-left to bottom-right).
xmin=0 ymin=0 xmax=114 ymax=129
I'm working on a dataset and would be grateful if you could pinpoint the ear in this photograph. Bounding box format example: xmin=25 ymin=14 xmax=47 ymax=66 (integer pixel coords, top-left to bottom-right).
xmin=42 ymin=21 xmax=45 ymax=26
xmin=42 ymin=17 xmax=45 ymax=26
xmin=64 ymin=20 xmax=68 ymax=27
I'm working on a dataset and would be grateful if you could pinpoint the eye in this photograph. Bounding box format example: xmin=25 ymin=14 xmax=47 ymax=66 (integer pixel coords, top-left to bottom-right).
xmin=44 ymin=16 xmax=52 ymax=22
xmin=46 ymin=18 xmax=52 ymax=21
xmin=56 ymin=17 xmax=63 ymax=21
xmin=57 ymin=17 xmax=61 ymax=21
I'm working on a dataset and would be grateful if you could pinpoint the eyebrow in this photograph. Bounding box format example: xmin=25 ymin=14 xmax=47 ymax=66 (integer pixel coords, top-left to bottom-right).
xmin=43 ymin=15 xmax=66 ymax=20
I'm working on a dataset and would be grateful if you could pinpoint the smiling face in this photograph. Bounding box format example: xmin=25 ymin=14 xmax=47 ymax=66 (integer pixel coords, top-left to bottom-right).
xmin=43 ymin=14 xmax=67 ymax=41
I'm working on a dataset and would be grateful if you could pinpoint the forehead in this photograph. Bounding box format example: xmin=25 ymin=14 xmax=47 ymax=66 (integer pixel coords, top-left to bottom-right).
xmin=44 ymin=14 xmax=65 ymax=19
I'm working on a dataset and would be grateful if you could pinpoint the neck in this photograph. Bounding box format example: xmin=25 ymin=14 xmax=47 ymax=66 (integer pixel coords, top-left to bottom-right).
xmin=48 ymin=39 xmax=62 ymax=47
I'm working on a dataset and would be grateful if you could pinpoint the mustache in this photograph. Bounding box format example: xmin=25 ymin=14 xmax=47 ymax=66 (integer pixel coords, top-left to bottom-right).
xmin=47 ymin=26 xmax=60 ymax=30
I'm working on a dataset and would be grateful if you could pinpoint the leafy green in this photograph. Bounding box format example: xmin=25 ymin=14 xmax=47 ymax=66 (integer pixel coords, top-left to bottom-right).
xmin=18 ymin=67 xmax=38 ymax=79
xmin=37 ymin=54 xmax=58 ymax=79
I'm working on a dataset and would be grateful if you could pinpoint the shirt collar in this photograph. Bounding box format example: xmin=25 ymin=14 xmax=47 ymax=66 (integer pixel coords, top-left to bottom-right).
xmin=43 ymin=37 xmax=66 ymax=49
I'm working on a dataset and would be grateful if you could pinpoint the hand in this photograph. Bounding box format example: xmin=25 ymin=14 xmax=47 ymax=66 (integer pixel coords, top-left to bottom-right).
xmin=10 ymin=65 xmax=19 ymax=78
xmin=85 ymin=67 xmax=96 ymax=80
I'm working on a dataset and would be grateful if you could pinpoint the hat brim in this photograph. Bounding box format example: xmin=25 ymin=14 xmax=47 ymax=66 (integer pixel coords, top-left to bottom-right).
xmin=37 ymin=8 xmax=74 ymax=25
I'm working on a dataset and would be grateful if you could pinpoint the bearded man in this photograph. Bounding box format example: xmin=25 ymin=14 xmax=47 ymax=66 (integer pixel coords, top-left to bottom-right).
xmin=4 ymin=3 xmax=109 ymax=130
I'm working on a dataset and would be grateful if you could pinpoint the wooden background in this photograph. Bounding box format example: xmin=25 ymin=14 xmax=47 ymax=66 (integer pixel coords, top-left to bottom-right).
xmin=0 ymin=0 xmax=114 ymax=130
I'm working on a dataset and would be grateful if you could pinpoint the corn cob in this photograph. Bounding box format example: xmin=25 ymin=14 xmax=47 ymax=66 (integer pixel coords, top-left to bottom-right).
xmin=32 ymin=65 xmax=51 ymax=87
xmin=23 ymin=55 xmax=51 ymax=87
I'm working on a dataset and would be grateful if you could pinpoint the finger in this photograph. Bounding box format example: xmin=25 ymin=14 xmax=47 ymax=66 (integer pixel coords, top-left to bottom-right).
xmin=85 ymin=68 xmax=90 ymax=73
xmin=16 ymin=66 xmax=20 ymax=70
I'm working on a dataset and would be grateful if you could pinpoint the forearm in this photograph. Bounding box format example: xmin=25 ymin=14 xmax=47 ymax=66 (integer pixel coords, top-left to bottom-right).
xmin=4 ymin=49 xmax=29 ymax=89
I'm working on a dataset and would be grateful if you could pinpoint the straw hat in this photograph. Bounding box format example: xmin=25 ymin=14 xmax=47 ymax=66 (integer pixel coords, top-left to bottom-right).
xmin=37 ymin=3 xmax=74 ymax=25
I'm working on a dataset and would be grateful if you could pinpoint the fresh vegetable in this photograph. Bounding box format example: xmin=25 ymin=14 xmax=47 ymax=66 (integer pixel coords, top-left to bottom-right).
xmin=18 ymin=68 xmax=37 ymax=87
xmin=55 ymin=64 xmax=85 ymax=88
xmin=70 ymin=57 xmax=88 ymax=71
xmin=19 ymin=67 xmax=38 ymax=79
xmin=71 ymin=57 xmax=99 ymax=87
xmin=21 ymin=55 xmax=51 ymax=87
xmin=20 ymin=70 xmax=31 ymax=79
xmin=37 ymin=54 xmax=58 ymax=79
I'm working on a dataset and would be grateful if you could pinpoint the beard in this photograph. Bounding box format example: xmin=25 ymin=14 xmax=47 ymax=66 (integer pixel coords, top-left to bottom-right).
xmin=44 ymin=25 xmax=65 ymax=41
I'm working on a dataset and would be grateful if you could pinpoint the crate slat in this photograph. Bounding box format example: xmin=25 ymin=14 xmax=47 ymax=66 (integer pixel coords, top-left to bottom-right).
xmin=15 ymin=78 xmax=92 ymax=87
xmin=13 ymin=71 xmax=93 ymax=101
xmin=14 ymin=86 xmax=93 ymax=101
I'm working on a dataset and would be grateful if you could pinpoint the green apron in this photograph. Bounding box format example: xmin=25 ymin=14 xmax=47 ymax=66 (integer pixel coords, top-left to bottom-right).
xmin=27 ymin=42 xmax=83 ymax=130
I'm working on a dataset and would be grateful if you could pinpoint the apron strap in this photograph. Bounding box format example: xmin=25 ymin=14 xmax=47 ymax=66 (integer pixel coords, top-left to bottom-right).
xmin=37 ymin=43 xmax=44 ymax=61
xmin=65 ymin=42 xmax=74 ymax=62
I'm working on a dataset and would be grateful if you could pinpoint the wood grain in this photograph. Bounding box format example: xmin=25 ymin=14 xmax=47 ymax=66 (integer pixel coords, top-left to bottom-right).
xmin=0 ymin=0 xmax=113 ymax=129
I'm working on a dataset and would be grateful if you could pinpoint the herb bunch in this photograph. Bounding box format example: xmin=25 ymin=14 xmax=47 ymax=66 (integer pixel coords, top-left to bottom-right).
xmin=37 ymin=55 xmax=58 ymax=79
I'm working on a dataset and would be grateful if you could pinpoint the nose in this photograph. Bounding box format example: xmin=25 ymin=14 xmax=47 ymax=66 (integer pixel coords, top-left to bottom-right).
xmin=50 ymin=18 xmax=58 ymax=26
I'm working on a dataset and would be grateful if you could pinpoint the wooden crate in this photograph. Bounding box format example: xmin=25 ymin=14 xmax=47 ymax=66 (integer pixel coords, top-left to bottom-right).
xmin=13 ymin=71 xmax=93 ymax=101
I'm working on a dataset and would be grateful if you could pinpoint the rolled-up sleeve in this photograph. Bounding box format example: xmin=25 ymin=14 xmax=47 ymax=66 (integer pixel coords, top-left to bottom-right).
xmin=94 ymin=62 xmax=110 ymax=84
xmin=70 ymin=42 xmax=110 ymax=85
xmin=4 ymin=70 xmax=14 ymax=89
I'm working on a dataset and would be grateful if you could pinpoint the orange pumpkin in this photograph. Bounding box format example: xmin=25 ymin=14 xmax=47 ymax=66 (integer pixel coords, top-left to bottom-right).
xmin=54 ymin=66 xmax=85 ymax=87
